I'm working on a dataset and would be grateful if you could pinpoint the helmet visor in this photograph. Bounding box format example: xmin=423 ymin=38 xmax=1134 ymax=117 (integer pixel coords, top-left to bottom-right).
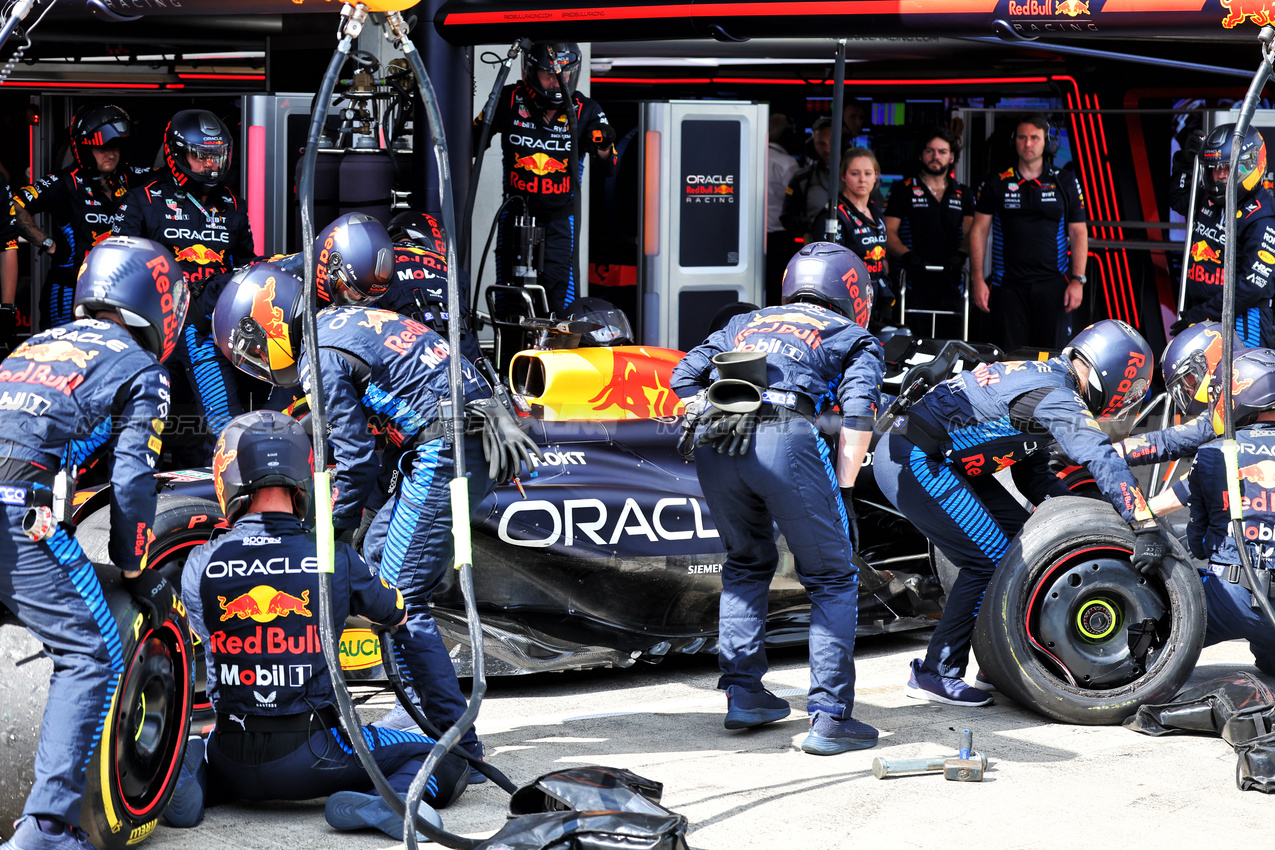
xmin=226 ymin=316 xmax=280 ymax=385
xmin=184 ymin=143 xmax=230 ymax=179
xmin=1167 ymin=351 xmax=1208 ymax=413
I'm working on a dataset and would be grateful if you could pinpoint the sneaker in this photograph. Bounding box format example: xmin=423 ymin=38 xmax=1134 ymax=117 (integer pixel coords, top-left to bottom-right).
xmin=462 ymin=740 xmax=488 ymax=785
xmin=974 ymin=670 xmax=998 ymax=693
xmin=904 ymin=659 xmax=994 ymax=707
xmin=2 ymin=816 xmax=95 ymax=850
xmin=162 ymin=736 xmax=206 ymax=828
xmin=325 ymin=791 xmax=441 ymax=841
xmin=373 ymin=701 xmax=419 ymax=733
xmin=724 ymin=685 xmax=792 ymax=730
xmin=800 ymin=712 xmax=879 ymax=755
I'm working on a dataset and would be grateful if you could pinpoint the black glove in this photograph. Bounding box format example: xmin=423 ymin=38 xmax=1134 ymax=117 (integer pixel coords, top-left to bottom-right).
xmin=591 ymin=124 xmax=616 ymax=149
xmin=695 ymin=409 xmax=758 ymax=456
xmin=467 ymin=397 xmax=545 ymax=484
xmin=898 ymin=251 xmax=924 ymax=274
xmin=0 ymin=303 xmax=15 ymax=353
xmin=840 ymin=487 xmax=860 ymax=551
xmin=1169 ymin=305 xmax=1208 ymax=337
xmin=1180 ymin=128 xmax=1206 ymax=157
xmin=352 ymin=506 xmax=376 ymax=554
xmin=121 ymin=569 xmax=178 ymax=633
xmin=1131 ymin=522 xmax=1172 ymax=576
xmin=944 ymin=250 xmax=969 ymax=276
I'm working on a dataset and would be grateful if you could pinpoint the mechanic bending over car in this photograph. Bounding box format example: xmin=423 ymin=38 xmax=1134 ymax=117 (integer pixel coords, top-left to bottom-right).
xmin=874 ymin=319 xmax=1168 ymax=707
xmin=212 ymin=259 xmax=542 ymax=783
xmin=1112 ymin=321 xmax=1242 ymax=516
xmin=1185 ymin=348 xmax=1275 ymax=676
xmin=0 ymin=237 xmax=185 ymax=850
xmin=166 ymin=410 xmax=469 ymax=839
xmin=672 ymin=242 xmax=884 ymax=755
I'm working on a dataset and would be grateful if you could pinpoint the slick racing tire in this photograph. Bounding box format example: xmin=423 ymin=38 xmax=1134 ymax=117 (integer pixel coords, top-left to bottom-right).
xmin=971 ymin=496 xmax=1205 ymax=725
xmin=0 ymin=564 xmax=195 ymax=849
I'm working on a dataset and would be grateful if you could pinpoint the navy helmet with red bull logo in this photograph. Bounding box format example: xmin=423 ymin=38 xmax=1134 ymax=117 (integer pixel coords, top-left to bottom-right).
xmin=1162 ymin=320 xmax=1244 ymax=416
xmin=1214 ymin=347 xmax=1275 ymax=431
xmin=212 ymin=261 xmax=305 ymax=387
xmin=212 ymin=410 xmax=314 ymax=524
xmin=781 ymin=242 xmax=873 ymax=328
xmin=73 ymin=236 xmax=189 ymax=362
xmin=522 ymin=42 xmax=582 ymax=109
xmin=1061 ymin=319 xmax=1154 ymax=418
xmin=387 ymin=210 xmax=448 ymax=256
xmin=70 ymin=104 xmax=131 ymax=174
xmin=1201 ymin=123 xmax=1267 ymax=203
xmin=164 ymin=109 xmax=232 ymax=190
xmin=314 ymin=213 xmax=395 ymax=306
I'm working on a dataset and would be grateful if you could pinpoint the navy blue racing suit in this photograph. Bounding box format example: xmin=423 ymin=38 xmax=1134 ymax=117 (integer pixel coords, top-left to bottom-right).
xmin=112 ymin=179 xmax=255 ymax=444
xmin=873 ymin=357 xmax=1151 ymax=678
xmin=671 ymin=303 xmax=883 ymax=720
xmin=0 ymin=318 xmax=168 ymax=825
xmin=1187 ymin=423 xmax=1275 ymax=675
xmin=1117 ymin=413 xmax=1216 ymax=504
xmin=181 ymin=512 xmax=467 ymax=806
xmin=298 ymin=306 xmax=492 ymax=753
xmin=382 ymin=242 xmax=481 ymax=364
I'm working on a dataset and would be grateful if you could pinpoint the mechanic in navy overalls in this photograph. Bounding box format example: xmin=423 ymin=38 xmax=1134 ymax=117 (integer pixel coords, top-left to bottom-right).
xmin=212 ymin=261 xmax=541 ymax=782
xmin=112 ymin=109 xmax=255 ymax=447
xmin=874 ymin=319 xmax=1164 ymax=706
xmin=1186 ymin=349 xmax=1275 ymax=675
xmin=15 ymin=105 xmax=152 ymax=331
xmin=171 ymin=411 xmax=468 ymax=839
xmin=672 ymin=242 xmax=883 ymax=755
xmin=474 ymin=41 xmax=616 ymax=315
xmin=1169 ymin=124 xmax=1275 ymax=348
xmin=0 ymin=236 xmax=183 ymax=850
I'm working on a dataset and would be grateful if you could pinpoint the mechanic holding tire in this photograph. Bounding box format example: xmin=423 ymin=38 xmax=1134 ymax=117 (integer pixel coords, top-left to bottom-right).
xmin=0 ymin=237 xmax=184 ymax=850
xmin=168 ymin=410 xmax=469 ymax=839
xmin=672 ymin=242 xmax=883 ymax=755
xmin=212 ymin=259 xmax=542 ymax=783
xmin=1186 ymin=348 xmax=1275 ymax=675
xmin=873 ymin=319 xmax=1166 ymax=706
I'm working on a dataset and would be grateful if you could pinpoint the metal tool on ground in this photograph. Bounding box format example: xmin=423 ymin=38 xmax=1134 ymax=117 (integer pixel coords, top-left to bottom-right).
xmin=943 ymin=729 xmax=986 ymax=782
xmin=871 ymin=729 xmax=988 ymax=780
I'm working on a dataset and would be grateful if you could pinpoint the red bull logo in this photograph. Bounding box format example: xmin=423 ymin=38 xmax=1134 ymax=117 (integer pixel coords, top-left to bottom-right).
xmin=748 ymin=311 xmax=831 ymax=330
xmin=588 ymin=350 xmax=683 ymax=419
xmin=865 ymin=246 xmax=886 ymax=261
xmin=173 ymin=244 xmax=225 ymax=266
xmin=1238 ymin=460 xmax=1275 ymax=489
xmin=245 ymin=277 xmax=294 ymax=373
xmin=1055 ymin=0 xmax=1088 ymax=15
xmin=1190 ymin=241 xmax=1222 ymax=263
xmin=358 ymin=310 xmax=399 ymax=335
xmin=211 ymin=442 xmax=237 ymax=510
xmin=11 ymin=340 xmax=97 ymax=368
xmin=513 ymin=152 xmax=568 ymax=176
xmin=218 ymin=585 xmax=312 ymax=623
xmin=1223 ymin=0 xmax=1274 ymax=27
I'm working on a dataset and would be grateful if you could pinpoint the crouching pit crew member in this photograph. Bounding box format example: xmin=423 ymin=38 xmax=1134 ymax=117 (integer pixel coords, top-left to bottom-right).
xmin=170 ymin=410 xmax=468 ymax=839
xmin=874 ymin=319 xmax=1162 ymax=706
xmin=212 ymin=260 xmax=542 ymax=783
xmin=672 ymin=242 xmax=883 ymax=755
xmin=1186 ymin=348 xmax=1275 ymax=675
xmin=0 ymin=236 xmax=183 ymax=850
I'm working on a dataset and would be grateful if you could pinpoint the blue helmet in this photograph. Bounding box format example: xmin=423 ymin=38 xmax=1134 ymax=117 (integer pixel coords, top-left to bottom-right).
xmin=213 ymin=410 xmax=313 ymax=524
xmin=164 ymin=109 xmax=232 ymax=190
xmin=315 ymin=213 xmax=396 ymax=307
xmin=212 ymin=261 xmax=305 ymax=387
xmin=387 ymin=210 xmax=448 ymax=256
xmin=1201 ymin=123 xmax=1267 ymax=202
xmin=1061 ymin=319 xmax=1154 ymax=418
xmin=73 ymin=236 xmax=188 ymax=362
xmin=781 ymin=241 xmax=872 ymax=327
xmin=1215 ymin=347 xmax=1275 ymax=431
xmin=1162 ymin=320 xmax=1243 ymax=416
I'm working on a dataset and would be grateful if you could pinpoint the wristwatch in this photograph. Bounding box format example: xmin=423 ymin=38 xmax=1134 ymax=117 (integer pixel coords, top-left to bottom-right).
xmin=38 ymin=237 xmax=54 ymax=254
xmin=1067 ymin=273 xmax=1086 ymax=284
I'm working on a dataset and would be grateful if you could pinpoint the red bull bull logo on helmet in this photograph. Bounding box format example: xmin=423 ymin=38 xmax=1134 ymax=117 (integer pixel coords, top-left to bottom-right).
xmin=218 ymin=585 xmax=312 ymax=623
xmin=245 ymin=276 xmax=294 ymax=373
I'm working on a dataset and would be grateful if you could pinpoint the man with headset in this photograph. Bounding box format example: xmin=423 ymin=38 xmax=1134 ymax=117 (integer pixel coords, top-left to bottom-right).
xmin=968 ymin=114 xmax=1088 ymax=351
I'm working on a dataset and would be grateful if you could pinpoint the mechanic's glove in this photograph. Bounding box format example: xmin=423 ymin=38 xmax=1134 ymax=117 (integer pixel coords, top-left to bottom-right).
xmin=1180 ymin=128 xmax=1206 ymax=157
xmin=1131 ymin=522 xmax=1173 ymax=576
xmin=352 ymin=506 xmax=377 ymax=554
xmin=840 ymin=487 xmax=860 ymax=551
xmin=591 ymin=124 xmax=617 ymax=149
xmin=0 ymin=303 xmax=16 ymax=353
xmin=1169 ymin=305 xmax=1208 ymax=337
xmin=944 ymin=250 xmax=969 ymax=276
xmin=898 ymin=251 xmax=924 ymax=274
xmin=677 ymin=390 xmax=709 ymax=459
xmin=467 ymin=397 xmax=545 ymax=484
xmin=121 ymin=569 xmax=178 ymax=633
xmin=696 ymin=410 xmax=758 ymax=456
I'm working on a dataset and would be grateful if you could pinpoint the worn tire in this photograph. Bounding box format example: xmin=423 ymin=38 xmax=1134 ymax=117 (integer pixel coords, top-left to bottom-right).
xmin=971 ymin=496 xmax=1205 ymax=725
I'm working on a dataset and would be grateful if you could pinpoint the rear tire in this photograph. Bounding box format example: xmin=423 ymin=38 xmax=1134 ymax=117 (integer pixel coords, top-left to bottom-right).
xmin=972 ymin=496 xmax=1205 ymax=725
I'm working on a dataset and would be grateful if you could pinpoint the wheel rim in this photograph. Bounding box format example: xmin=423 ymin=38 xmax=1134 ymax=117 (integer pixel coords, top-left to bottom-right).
xmin=1025 ymin=546 xmax=1169 ymax=690
xmin=115 ymin=624 xmax=190 ymax=816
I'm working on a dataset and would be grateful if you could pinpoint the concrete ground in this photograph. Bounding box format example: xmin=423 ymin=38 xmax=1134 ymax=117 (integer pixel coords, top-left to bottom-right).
xmin=147 ymin=630 xmax=1271 ymax=850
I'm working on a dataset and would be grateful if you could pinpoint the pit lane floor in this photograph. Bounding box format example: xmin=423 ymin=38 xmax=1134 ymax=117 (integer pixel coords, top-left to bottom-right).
xmin=148 ymin=632 xmax=1267 ymax=849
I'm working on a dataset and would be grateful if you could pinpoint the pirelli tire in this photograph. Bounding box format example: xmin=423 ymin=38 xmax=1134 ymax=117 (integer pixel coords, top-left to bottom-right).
xmin=971 ymin=496 xmax=1205 ymax=726
xmin=0 ymin=552 xmax=196 ymax=847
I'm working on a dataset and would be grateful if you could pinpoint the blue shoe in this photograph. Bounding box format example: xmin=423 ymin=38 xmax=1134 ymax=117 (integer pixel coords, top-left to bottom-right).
xmin=974 ymin=670 xmax=998 ymax=693
xmin=325 ymin=791 xmax=440 ymax=841
xmin=462 ymin=740 xmax=489 ymax=785
xmin=905 ymin=659 xmax=994 ymax=707
xmin=162 ymin=736 xmax=206 ymax=828
xmin=800 ymin=712 xmax=879 ymax=755
xmin=2 ymin=817 xmax=94 ymax=850
xmin=724 ymin=685 xmax=792 ymax=730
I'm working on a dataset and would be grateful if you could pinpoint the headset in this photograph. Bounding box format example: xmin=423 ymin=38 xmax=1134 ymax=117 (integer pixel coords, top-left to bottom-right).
xmin=1010 ymin=113 xmax=1061 ymax=158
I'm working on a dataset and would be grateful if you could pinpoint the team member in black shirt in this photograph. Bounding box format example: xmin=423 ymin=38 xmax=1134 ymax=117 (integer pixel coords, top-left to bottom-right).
xmin=884 ymin=127 xmax=974 ymax=339
xmin=815 ymin=148 xmax=891 ymax=326
xmin=969 ymin=114 xmax=1088 ymax=352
